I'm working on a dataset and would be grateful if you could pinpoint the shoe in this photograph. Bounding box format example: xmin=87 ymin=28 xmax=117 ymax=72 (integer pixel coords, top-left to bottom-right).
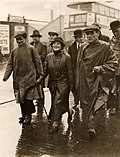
xmin=23 ymin=114 xmax=31 ymax=124
xmin=49 ymin=121 xmax=59 ymax=133
xmin=109 ymin=108 xmax=116 ymax=115
xmin=88 ymin=129 xmax=96 ymax=141
xmin=19 ymin=117 xmax=25 ymax=123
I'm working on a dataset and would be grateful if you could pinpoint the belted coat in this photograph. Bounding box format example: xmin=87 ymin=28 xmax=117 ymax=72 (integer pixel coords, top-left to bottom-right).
xmin=40 ymin=50 xmax=74 ymax=120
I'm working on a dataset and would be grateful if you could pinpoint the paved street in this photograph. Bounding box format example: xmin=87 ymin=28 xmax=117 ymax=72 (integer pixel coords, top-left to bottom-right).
xmin=1 ymin=63 xmax=120 ymax=157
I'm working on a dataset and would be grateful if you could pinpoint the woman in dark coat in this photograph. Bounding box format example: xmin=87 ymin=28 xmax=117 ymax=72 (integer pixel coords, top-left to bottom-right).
xmin=36 ymin=37 xmax=74 ymax=132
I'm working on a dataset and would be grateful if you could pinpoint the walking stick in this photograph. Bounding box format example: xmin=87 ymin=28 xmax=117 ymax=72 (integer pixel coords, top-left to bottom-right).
xmin=36 ymin=85 xmax=48 ymax=119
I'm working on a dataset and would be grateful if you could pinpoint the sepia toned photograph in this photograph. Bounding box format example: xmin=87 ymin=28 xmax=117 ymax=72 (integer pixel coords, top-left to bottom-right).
xmin=0 ymin=0 xmax=120 ymax=156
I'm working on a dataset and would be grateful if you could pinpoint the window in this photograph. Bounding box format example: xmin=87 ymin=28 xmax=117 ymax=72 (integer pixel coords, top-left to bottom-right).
xmin=80 ymin=3 xmax=92 ymax=12
xmin=110 ymin=8 xmax=115 ymax=17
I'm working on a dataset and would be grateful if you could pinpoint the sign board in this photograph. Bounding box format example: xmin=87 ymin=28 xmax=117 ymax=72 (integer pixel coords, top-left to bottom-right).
xmin=64 ymin=15 xmax=69 ymax=28
xmin=96 ymin=14 xmax=110 ymax=26
xmin=0 ymin=24 xmax=9 ymax=54
xmin=8 ymin=15 xmax=25 ymax=23
xmin=86 ymin=12 xmax=95 ymax=25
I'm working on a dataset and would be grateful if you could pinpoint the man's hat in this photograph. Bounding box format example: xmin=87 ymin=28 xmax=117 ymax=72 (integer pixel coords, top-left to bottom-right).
xmin=92 ymin=23 xmax=101 ymax=29
xmin=14 ymin=31 xmax=27 ymax=38
xmin=110 ymin=20 xmax=120 ymax=30
xmin=30 ymin=30 xmax=42 ymax=37
xmin=84 ymin=25 xmax=100 ymax=33
xmin=48 ymin=31 xmax=59 ymax=36
xmin=50 ymin=37 xmax=65 ymax=47
xmin=73 ymin=29 xmax=83 ymax=37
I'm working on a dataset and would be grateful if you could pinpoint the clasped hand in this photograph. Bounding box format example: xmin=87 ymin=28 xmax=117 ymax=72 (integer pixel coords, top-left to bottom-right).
xmin=92 ymin=66 xmax=101 ymax=74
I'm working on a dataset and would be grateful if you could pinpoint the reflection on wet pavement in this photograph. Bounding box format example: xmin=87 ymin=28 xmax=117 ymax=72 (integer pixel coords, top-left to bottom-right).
xmin=16 ymin=115 xmax=70 ymax=157
xmin=15 ymin=107 xmax=120 ymax=157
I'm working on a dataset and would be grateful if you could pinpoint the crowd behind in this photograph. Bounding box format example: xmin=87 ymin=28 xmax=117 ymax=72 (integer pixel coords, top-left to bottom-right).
xmin=2 ymin=19 xmax=120 ymax=141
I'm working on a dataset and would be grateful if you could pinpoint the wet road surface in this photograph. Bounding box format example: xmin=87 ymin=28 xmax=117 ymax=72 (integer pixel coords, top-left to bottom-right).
xmin=1 ymin=63 xmax=120 ymax=157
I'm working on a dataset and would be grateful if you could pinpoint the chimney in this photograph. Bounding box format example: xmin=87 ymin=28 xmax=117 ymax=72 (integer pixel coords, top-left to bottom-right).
xmin=50 ymin=10 xmax=53 ymax=21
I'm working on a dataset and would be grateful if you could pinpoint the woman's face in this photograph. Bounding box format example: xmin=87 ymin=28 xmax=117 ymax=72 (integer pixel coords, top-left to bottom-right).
xmin=52 ymin=41 xmax=62 ymax=51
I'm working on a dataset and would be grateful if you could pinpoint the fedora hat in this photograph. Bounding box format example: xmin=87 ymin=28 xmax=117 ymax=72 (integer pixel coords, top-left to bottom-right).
xmin=14 ymin=31 xmax=27 ymax=38
xmin=73 ymin=29 xmax=83 ymax=37
xmin=84 ymin=25 xmax=100 ymax=33
xmin=48 ymin=31 xmax=59 ymax=36
xmin=110 ymin=20 xmax=120 ymax=30
xmin=50 ymin=37 xmax=65 ymax=47
xmin=30 ymin=30 xmax=42 ymax=37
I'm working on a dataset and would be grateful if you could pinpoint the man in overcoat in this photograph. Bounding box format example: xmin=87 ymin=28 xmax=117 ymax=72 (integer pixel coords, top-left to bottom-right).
xmin=3 ymin=31 xmax=43 ymax=124
xmin=76 ymin=25 xmax=118 ymax=140
xmin=47 ymin=31 xmax=59 ymax=54
xmin=30 ymin=30 xmax=47 ymax=116
xmin=68 ymin=29 xmax=83 ymax=107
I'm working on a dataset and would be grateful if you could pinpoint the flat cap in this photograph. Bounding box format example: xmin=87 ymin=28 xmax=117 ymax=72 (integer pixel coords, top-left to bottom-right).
xmin=92 ymin=23 xmax=101 ymax=29
xmin=14 ymin=31 xmax=27 ymax=38
xmin=48 ymin=31 xmax=59 ymax=36
xmin=110 ymin=20 xmax=120 ymax=30
xmin=84 ymin=25 xmax=99 ymax=33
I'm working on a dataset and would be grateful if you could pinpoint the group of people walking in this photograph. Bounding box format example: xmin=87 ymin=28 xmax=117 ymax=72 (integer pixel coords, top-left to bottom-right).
xmin=2 ymin=19 xmax=120 ymax=141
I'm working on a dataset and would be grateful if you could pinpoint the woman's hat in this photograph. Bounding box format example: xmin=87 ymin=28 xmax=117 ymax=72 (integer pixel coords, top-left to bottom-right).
xmin=14 ymin=31 xmax=27 ymax=38
xmin=50 ymin=37 xmax=65 ymax=47
xmin=30 ymin=30 xmax=42 ymax=37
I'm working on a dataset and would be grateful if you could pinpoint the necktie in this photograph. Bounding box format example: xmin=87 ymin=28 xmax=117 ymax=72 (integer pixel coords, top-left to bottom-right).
xmin=78 ymin=43 xmax=80 ymax=50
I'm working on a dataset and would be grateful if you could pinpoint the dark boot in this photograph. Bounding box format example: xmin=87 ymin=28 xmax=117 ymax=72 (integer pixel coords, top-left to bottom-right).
xmin=23 ymin=114 xmax=31 ymax=124
xmin=19 ymin=117 xmax=25 ymax=123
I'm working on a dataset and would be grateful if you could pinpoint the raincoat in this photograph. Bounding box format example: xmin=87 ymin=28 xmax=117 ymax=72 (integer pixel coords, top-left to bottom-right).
xmin=40 ymin=50 xmax=74 ymax=121
xmin=3 ymin=43 xmax=43 ymax=103
xmin=76 ymin=40 xmax=118 ymax=113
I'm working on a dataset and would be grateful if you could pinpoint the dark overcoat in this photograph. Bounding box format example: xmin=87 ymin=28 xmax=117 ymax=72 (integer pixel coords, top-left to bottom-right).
xmin=68 ymin=41 xmax=79 ymax=78
xmin=76 ymin=40 xmax=118 ymax=111
xmin=3 ymin=43 xmax=43 ymax=103
xmin=33 ymin=41 xmax=47 ymax=63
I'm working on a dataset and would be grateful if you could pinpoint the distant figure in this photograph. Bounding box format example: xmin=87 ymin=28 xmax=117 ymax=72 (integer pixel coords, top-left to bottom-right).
xmin=3 ymin=31 xmax=43 ymax=124
xmin=68 ymin=29 xmax=84 ymax=108
xmin=47 ymin=31 xmax=59 ymax=54
xmin=92 ymin=23 xmax=110 ymax=43
xmin=109 ymin=20 xmax=120 ymax=115
xmin=0 ymin=46 xmax=3 ymax=62
xmin=30 ymin=30 xmax=47 ymax=117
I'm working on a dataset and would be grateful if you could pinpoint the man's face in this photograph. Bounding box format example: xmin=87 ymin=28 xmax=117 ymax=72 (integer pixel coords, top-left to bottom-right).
xmin=85 ymin=30 xmax=99 ymax=43
xmin=32 ymin=36 xmax=40 ymax=43
xmin=112 ymin=27 xmax=120 ymax=39
xmin=75 ymin=36 xmax=83 ymax=43
xmin=49 ymin=35 xmax=58 ymax=42
xmin=16 ymin=36 xmax=26 ymax=46
xmin=52 ymin=41 xmax=62 ymax=52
